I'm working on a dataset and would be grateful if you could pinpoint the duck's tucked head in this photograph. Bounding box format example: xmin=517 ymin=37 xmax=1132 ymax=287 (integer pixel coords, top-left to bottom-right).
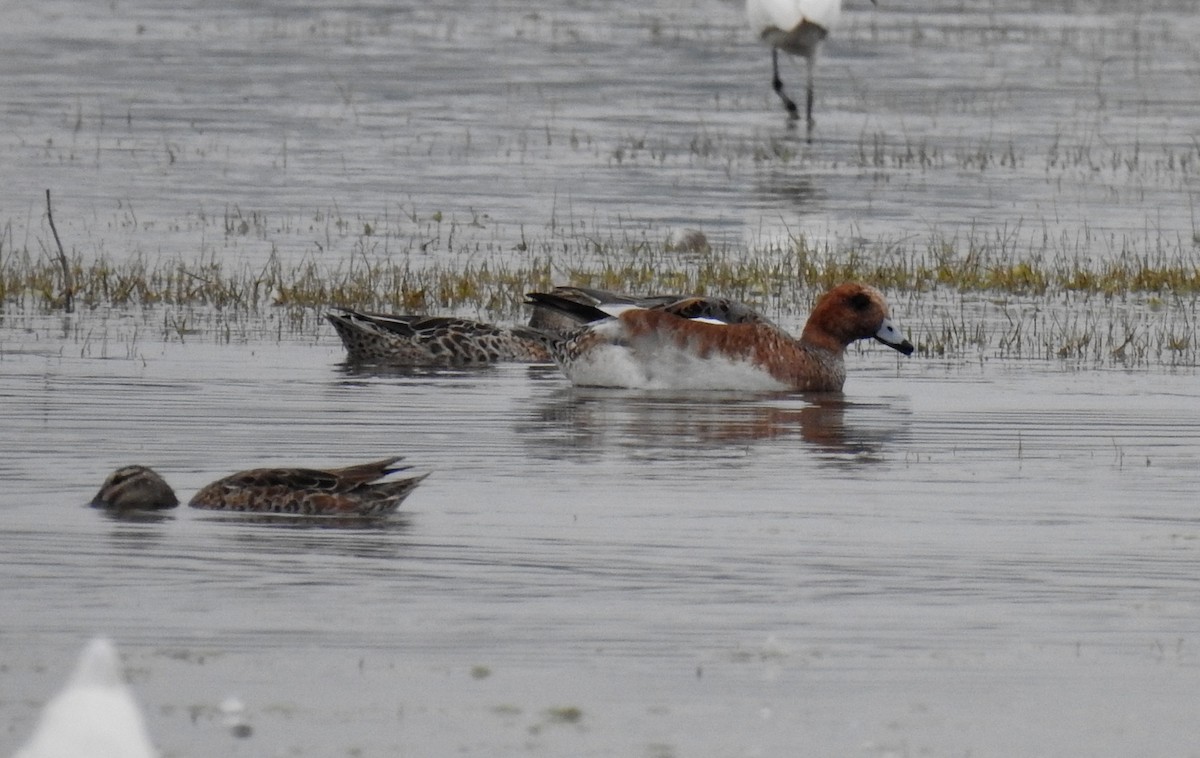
xmin=90 ymin=466 xmax=180 ymax=511
xmin=805 ymin=283 xmax=915 ymax=355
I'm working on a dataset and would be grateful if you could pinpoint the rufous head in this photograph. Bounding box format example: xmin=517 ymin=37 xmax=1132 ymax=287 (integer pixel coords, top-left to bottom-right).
xmin=802 ymin=282 xmax=914 ymax=355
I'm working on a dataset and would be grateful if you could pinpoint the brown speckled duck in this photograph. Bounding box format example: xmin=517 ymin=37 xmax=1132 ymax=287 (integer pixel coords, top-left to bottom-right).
xmin=90 ymin=466 xmax=180 ymax=511
xmin=91 ymin=458 xmax=425 ymax=518
xmin=326 ymin=309 xmax=550 ymax=366
xmin=188 ymin=457 xmax=426 ymax=517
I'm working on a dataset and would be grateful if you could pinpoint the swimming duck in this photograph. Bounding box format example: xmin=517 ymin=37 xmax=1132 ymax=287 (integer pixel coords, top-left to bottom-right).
xmin=325 ymin=309 xmax=550 ymax=366
xmin=524 ymin=281 xmax=913 ymax=391
xmin=188 ymin=457 xmax=426 ymax=517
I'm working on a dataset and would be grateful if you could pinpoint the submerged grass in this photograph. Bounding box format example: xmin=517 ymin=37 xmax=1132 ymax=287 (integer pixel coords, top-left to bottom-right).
xmin=2 ymin=221 xmax=1199 ymax=366
xmin=4 ymin=225 xmax=1200 ymax=312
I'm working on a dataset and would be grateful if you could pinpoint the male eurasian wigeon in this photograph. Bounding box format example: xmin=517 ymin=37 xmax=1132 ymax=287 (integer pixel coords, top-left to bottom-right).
xmin=90 ymin=466 xmax=180 ymax=511
xmin=524 ymin=281 xmax=914 ymax=391
xmin=188 ymin=457 xmax=427 ymax=517
xmin=327 ymin=289 xmax=770 ymax=367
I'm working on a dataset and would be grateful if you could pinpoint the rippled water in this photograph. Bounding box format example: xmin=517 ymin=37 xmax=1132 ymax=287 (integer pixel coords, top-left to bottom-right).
xmin=3 ymin=0 xmax=1200 ymax=755
xmin=3 ymin=0 xmax=1198 ymax=264
xmin=3 ymin=318 xmax=1200 ymax=755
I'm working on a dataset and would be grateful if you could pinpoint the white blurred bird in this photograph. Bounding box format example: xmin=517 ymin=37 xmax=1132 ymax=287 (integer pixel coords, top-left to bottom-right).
xmin=746 ymin=0 xmax=875 ymax=129
xmin=14 ymin=638 xmax=157 ymax=758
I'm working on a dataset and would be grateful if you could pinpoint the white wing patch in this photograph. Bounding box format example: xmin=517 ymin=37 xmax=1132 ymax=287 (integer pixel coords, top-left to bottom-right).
xmin=597 ymin=303 xmax=643 ymax=318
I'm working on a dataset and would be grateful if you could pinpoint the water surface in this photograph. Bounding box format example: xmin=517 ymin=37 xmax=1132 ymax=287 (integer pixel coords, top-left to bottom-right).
xmin=2 ymin=0 xmax=1197 ymax=267
xmin=3 ymin=0 xmax=1200 ymax=755
xmin=3 ymin=322 xmax=1199 ymax=755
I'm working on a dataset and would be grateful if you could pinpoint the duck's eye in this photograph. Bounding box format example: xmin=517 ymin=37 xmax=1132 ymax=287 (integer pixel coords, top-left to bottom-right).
xmin=847 ymin=292 xmax=872 ymax=311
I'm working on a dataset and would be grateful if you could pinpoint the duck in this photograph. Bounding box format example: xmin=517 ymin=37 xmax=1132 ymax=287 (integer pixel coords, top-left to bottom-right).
xmin=523 ymin=281 xmax=913 ymax=391
xmin=14 ymin=638 xmax=157 ymax=758
xmin=187 ymin=457 xmax=426 ymax=517
xmin=89 ymin=466 xmax=179 ymax=511
xmin=328 ymin=289 xmax=773 ymax=367
xmin=746 ymin=0 xmax=876 ymax=128
xmin=326 ymin=309 xmax=551 ymax=366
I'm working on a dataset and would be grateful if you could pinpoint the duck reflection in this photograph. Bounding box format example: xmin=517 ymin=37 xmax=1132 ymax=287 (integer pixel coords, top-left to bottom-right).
xmin=753 ymin=171 xmax=822 ymax=209
xmin=518 ymin=386 xmax=909 ymax=462
xmin=201 ymin=517 xmax=414 ymax=561
xmin=97 ymin=508 xmax=176 ymax=525
xmin=195 ymin=513 xmax=413 ymax=534
xmin=333 ymin=360 xmax=507 ymax=382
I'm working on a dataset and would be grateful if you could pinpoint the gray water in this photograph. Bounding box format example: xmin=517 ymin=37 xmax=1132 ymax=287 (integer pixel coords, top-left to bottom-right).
xmin=3 ymin=0 xmax=1200 ymax=756
xmin=3 ymin=0 xmax=1198 ymax=263
xmin=3 ymin=330 xmax=1199 ymax=755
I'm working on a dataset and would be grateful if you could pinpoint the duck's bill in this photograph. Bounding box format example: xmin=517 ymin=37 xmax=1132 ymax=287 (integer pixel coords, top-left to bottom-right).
xmin=875 ymin=318 xmax=915 ymax=356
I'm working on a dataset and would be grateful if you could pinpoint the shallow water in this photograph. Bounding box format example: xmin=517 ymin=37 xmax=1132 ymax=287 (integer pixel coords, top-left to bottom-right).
xmin=3 ymin=0 xmax=1200 ymax=755
xmin=3 ymin=320 xmax=1200 ymax=755
xmin=2 ymin=0 xmax=1198 ymax=266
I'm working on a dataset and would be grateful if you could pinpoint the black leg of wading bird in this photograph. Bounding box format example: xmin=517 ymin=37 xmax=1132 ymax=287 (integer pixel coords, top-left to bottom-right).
xmin=771 ymin=48 xmax=800 ymax=122
xmin=804 ymin=55 xmax=816 ymax=141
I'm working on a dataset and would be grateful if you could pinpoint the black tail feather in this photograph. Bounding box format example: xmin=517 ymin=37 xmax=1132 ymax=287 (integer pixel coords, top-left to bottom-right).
xmin=524 ymin=292 xmax=614 ymax=325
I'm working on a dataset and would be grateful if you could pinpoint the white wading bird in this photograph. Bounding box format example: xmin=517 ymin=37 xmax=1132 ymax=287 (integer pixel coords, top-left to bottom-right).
xmin=746 ymin=0 xmax=876 ymax=129
xmin=14 ymin=638 xmax=157 ymax=758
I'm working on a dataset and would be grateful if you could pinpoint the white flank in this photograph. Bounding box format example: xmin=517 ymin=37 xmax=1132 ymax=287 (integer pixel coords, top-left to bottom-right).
xmin=640 ymin=342 xmax=789 ymax=391
xmin=564 ymin=322 xmax=788 ymax=391
xmin=563 ymin=341 xmax=651 ymax=388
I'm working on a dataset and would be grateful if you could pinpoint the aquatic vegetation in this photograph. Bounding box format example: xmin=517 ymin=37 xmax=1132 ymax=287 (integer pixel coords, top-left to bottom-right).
xmin=2 ymin=215 xmax=1198 ymax=367
xmin=542 ymin=706 xmax=583 ymax=724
